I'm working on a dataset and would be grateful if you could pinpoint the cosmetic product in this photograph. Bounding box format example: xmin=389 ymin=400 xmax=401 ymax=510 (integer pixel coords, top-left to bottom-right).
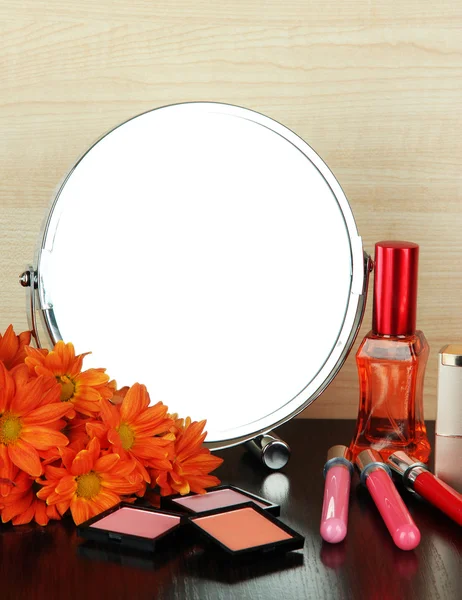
xmin=320 ymin=445 xmax=353 ymax=543
xmin=387 ymin=451 xmax=462 ymax=526
xmin=162 ymin=485 xmax=280 ymax=516
xmin=188 ymin=503 xmax=304 ymax=557
xmin=350 ymin=241 xmax=430 ymax=462
xmin=245 ymin=432 xmax=291 ymax=470
xmin=356 ymin=449 xmax=421 ymax=550
xmin=435 ymin=345 xmax=462 ymax=493
xmin=77 ymin=503 xmax=183 ymax=552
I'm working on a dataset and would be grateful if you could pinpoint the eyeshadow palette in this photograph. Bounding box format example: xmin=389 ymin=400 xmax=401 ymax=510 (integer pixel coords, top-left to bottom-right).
xmin=188 ymin=502 xmax=304 ymax=557
xmin=77 ymin=503 xmax=183 ymax=552
xmin=163 ymin=485 xmax=280 ymax=516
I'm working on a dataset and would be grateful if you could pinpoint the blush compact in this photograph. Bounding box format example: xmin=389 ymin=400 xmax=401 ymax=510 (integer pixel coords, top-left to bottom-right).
xmin=162 ymin=485 xmax=280 ymax=516
xmin=77 ymin=499 xmax=304 ymax=560
xmin=77 ymin=504 xmax=183 ymax=552
xmin=188 ymin=503 xmax=304 ymax=557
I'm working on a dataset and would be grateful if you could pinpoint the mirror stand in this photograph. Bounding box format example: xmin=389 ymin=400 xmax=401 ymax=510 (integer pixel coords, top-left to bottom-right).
xmin=245 ymin=431 xmax=291 ymax=470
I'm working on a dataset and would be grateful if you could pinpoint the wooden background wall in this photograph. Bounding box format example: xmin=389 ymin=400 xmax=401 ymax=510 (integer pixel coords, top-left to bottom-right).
xmin=1 ymin=2 xmax=461 ymax=420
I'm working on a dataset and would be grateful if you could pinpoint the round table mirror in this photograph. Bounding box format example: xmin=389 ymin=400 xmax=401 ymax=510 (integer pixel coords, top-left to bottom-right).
xmin=25 ymin=102 xmax=368 ymax=451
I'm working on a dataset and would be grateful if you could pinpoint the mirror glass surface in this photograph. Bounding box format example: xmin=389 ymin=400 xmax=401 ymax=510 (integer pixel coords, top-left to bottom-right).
xmin=37 ymin=102 xmax=363 ymax=447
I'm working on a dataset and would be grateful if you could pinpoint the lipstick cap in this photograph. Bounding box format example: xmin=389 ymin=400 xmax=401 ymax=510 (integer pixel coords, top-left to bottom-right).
xmin=323 ymin=445 xmax=353 ymax=477
xmin=386 ymin=451 xmax=428 ymax=491
xmin=356 ymin=449 xmax=391 ymax=485
xmin=372 ymin=241 xmax=419 ymax=336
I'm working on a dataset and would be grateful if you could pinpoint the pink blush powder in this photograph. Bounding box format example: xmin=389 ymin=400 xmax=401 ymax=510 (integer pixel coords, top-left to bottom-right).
xmin=193 ymin=506 xmax=292 ymax=551
xmin=90 ymin=507 xmax=180 ymax=539
xmin=172 ymin=488 xmax=268 ymax=512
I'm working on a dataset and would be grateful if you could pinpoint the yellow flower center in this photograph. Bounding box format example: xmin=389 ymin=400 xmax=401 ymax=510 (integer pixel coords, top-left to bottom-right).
xmin=76 ymin=472 xmax=101 ymax=499
xmin=0 ymin=413 xmax=22 ymax=445
xmin=118 ymin=423 xmax=135 ymax=450
xmin=58 ymin=375 xmax=75 ymax=402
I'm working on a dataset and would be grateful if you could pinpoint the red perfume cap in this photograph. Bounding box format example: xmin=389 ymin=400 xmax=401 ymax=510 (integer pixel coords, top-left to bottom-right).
xmin=372 ymin=241 xmax=419 ymax=336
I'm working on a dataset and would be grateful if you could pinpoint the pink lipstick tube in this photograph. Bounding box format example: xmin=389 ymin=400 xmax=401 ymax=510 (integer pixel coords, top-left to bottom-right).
xmin=387 ymin=451 xmax=462 ymax=526
xmin=320 ymin=445 xmax=353 ymax=543
xmin=356 ymin=449 xmax=421 ymax=551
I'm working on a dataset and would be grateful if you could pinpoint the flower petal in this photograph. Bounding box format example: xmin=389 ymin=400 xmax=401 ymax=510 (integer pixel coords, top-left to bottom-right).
xmin=89 ymin=489 xmax=121 ymax=514
xmin=44 ymin=347 xmax=66 ymax=376
xmin=186 ymin=474 xmax=222 ymax=495
xmin=67 ymin=353 xmax=87 ymax=379
xmin=70 ymin=437 xmax=100 ymax=475
xmin=36 ymin=484 xmax=55 ymax=501
xmin=87 ymin=436 xmax=101 ymax=462
xmin=1 ymin=491 xmax=33 ymax=523
xmin=85 ymin=421 xmax=107 ymax=441
xmin=56 ymin=500 xmax=70 ymax=516
xmin=8 ymin=440 xmax=42 ymax=477
xmin=22 ymin=401 xmax=71 ymax=426
xmin=10 ymin=364 xmax=30 ymax=389
xmin=0 ymin=326 xmax=29 ymax=368
xmin=100 ymin=475 xmax=143 ymax=495
xmin=131 ymin=437 xmax=171 ymax=461
xmin=21 ymin=426 xmax=69 ymax=450
xmin=45 ymin=488 xmax=74 ymax=506
xmin=59 ymin=447 xmax=77 ymax=471
xmin=44 ymin=464 xmax=68 ymax=480
xmin=0 ymin=445 xmax=17 ymax=496
xmin=69 ymin=496 xmax=93 ymax=525
xmin=119 ymin=383 xmax=150 ymax=423
xmin=53 ymin=341 xmax=74 ymax=374
xmin=76 ymin=369 xmax=109 ymax=387
xmin=55 ymin=475 xmax=77 ymax=496
xmin=12 ymin=502 xmax=36 ymax=525
xmin=94 ymin=454 xmax=120 ymax=473
xmin=0 ymin=324 xmax=19 ymax=363
xmin=46 ymin=504 xmax=61 ymax=520
xmin=10 ymin=376 xmax=59 ymax=416
xmin=100 ymin=398 xmax=120 ymax=429
xmin=71 ymin=397 xmax=101 ymax=417
xmin=34 ymin=499 xmax=49 ymax=526
xmin=71 ymin=449 xmax=93 ymax=476
xmin=0 ymin=362 xmax=15 ymax=413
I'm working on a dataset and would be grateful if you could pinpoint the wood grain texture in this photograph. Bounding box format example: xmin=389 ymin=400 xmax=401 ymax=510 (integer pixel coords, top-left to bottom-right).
xmin=1 ymin=2 xmax=461 ymax=420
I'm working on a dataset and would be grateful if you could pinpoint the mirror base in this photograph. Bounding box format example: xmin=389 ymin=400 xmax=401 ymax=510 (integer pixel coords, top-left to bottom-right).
xmin=244 ymin=431 xmax=291 ymax=470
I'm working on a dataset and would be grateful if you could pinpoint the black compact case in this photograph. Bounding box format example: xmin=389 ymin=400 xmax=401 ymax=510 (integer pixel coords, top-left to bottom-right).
xmin=77 ymin=503 xmax=184 ymax=553
xmin=188 ymin=502 xmax=304 ymax=558
xmin=161 ymin=484 xmax=280 ymax=516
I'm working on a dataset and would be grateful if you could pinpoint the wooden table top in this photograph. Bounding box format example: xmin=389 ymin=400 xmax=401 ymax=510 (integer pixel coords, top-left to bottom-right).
xmin=1 ymin=419 xmax=460 ymax=600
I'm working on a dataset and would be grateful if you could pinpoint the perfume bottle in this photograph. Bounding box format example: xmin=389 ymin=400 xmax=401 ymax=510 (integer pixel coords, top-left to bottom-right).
xmin=350 ymin=241 xmax=430 ymax=462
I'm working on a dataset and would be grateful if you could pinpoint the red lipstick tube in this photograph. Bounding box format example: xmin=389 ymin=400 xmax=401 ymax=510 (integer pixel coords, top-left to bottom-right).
xmin=356 ymin=449 xmax=421 ymax=550
xmin=387 ymin=451 xmax=462 ymax=526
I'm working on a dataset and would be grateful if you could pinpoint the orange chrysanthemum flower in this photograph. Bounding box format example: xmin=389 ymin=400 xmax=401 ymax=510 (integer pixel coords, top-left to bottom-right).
xmin=0 ymin=469 xmax=60 ymax=526
xmin=0 ymin=363 xmax=71 ymax=487
xmin=152 ymin=418 xmax=223 ymax=496
xmin=37 ymin=437 xmax=144 ymax=525
xmin=97 ymin=385 xmax=174 ymax=491
xmin=25 ymin=341 xmax=113 ymax=417
xmin=0 ymin=325 xmax=31 ymax=370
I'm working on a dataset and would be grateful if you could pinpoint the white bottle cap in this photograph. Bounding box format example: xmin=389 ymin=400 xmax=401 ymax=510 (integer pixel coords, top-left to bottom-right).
xmin=434 ymin=435 xmax=462 ymax=493
xmin=436 ymin=345 xmax=462 ymax=437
